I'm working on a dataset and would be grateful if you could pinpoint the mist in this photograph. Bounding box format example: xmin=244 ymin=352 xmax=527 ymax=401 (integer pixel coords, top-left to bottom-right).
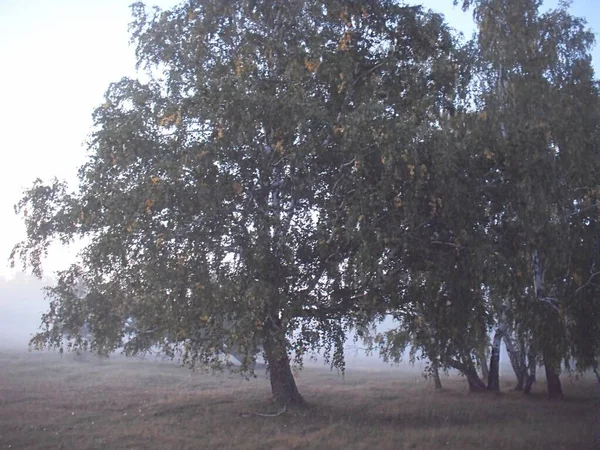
xmin=0 ymin=273 xmax=49 ymax=351
xmin=0 ymin=273 xmax=516 ymax=377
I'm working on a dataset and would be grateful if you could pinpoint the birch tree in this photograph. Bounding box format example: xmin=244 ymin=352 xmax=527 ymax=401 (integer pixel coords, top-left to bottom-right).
xmin=460 ymin=0 xmax=600 ymax=398
xmin=11 ymin=0 xmax=459 ymax=405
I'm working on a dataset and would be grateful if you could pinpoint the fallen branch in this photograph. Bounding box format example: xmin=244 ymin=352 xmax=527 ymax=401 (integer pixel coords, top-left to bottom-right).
xmin=239 ymin=405 xmax=287 ymax=418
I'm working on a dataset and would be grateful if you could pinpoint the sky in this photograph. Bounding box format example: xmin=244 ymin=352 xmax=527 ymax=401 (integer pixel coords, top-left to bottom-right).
xmin=0 ymin=0 xmax=599 ymax=346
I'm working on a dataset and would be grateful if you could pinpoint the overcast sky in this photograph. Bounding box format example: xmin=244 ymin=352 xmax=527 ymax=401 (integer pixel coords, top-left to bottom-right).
xmin=0 ymin=1 xmax=598 ymax=347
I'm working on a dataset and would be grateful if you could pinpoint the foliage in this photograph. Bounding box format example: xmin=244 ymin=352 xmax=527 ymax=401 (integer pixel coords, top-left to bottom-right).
xmin=11 ymin=0 xmax=466 ymax=402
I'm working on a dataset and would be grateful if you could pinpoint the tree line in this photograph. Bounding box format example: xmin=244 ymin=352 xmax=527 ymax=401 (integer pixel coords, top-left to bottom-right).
xmin=11 ymin=0 xmax=599 ymax=405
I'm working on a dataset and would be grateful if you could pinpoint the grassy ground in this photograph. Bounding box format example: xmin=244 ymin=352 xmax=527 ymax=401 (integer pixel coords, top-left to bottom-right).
xmin=0 ymin=349 xmax=598 ymax=450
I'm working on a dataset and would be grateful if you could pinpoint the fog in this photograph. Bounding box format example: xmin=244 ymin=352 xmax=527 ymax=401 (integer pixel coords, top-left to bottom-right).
xmin=0 ymin=273 xmax=49 ymax=350
xmin=0 ymin=273 xmax=412 ymax=370
xmin=0 ymin=273 xmax=516 ymax=375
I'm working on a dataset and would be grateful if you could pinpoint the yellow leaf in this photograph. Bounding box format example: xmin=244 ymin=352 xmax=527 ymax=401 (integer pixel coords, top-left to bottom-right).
xmin=234 ymin=57 xmax=244 ymax=77
xmin=333 ymin=125 xmax=344 ymax=136
xmin=145 ymin=199 xmax=153 ymax=214
xmin=159 ymin=112 xmax=179 ymax=127
xmin=150 ymin=176 xmax=160 ymax=184
xmin=274 ymin=140 xmax=284 ymax=153
xmin=483 ymin=149 xmax=495 ymax=160
xmin=394 ymin=197 xmax=403 ymax=208
xmin=304 ymin=59 xmax=320 ymax=73
xmin=233 ymin=182 xmax=243 ymax=195
xmin=407 ymin=164 xmax=415 ymax=178
xmin=479 ymin=111 xmax=487 ymax=121
xmin=338 ymin=31 xmax=352 ymax=51
xmin=358 ymin=215 xmax=365 ymax=222
xmin=429 ymin=196 xmax=442 ymax=216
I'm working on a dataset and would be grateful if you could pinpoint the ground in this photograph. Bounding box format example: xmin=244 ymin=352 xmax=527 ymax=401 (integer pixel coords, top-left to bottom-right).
xmin=0 ymin=349 xmax=598 ymax=449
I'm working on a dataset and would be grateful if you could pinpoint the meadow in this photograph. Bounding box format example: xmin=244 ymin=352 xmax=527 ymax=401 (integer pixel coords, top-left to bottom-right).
xmin=0 ymin=349 xmax=597 ymax=449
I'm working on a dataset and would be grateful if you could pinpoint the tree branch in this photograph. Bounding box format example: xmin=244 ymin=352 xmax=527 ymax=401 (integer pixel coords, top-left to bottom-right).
xmin=575 ymin=270 xmax=600 ymax=293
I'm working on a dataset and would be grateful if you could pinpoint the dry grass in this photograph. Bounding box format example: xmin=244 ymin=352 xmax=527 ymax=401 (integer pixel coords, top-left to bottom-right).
xmin=0 ymin=349 xmax=598 ymax=449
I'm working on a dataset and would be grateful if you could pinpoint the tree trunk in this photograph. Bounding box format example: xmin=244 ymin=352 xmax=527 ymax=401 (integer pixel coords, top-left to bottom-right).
xmin=466 ymin=365 xmax=488 ymax=392
xmin=594 ymin=366 xmax=600 ymax=384
xmin=432 ymin=362 xmax=442 ymax=390
xmin=531 ymin=248 xmax=564 ymax=400
xmin=543 ymin=351 xmax=563 ymax=399
xmin=504 ymin=333 xmax=528 ymax=391
xmin=544 ymin=365 xmax=563 ymax=399
xmin=514 ymin=372 xmax=525 ymax=390
xmin=478 ymin=349 xmax=489 ymax=381
xmin=263 ymin=322 xmax=304 ymax=405
xmin=523 ymin=347 xmax=537 ymax=395
xmin=450 ymin=359 xmax=487 ymax=392
xmin=524 ymin=370 xmax=536 ymax=394
xmin=487 ymin=329 xmax=503 ymax=392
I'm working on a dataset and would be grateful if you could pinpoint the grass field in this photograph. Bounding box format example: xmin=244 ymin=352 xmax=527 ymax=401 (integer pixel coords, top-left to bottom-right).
xmin=0 ymin=349 xmax=598 ymax=450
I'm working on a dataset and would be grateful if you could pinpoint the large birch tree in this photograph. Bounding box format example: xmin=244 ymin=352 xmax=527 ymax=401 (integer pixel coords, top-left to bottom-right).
xmin=11 ymin=0 xmax=459 ymax=405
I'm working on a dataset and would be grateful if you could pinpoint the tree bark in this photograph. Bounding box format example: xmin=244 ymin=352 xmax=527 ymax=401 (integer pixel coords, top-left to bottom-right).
xmin=532 ymin=247 xmax=563 ymax=400
xmin=466 ymin=365 xmax=488 ymax=392
xmin=543 ymin=351 xmax=563 ymax=399
xmin=488 ymin=329 xmax=504 ymax=391
xmin=504 ymin=333 xmax=528 ymax=390
xmin=544 ymin=365 xmax=563 ymax=399
xmin=477 ymin=349 xmax=489 ymax=381
xmin=523 ymin=347 xmax=537 ymax=395
xmin=524 ymin=371 xmax=536 ymax=394
xmin=449 ymin=359 xmax=487 ymax=392
xmin=514 ymin=372 xmax=525 ymax=391
xmin=263 ymin=321 xmax=304 ymax=405
xmin=432 ymin=362 xmax=442 ymax=390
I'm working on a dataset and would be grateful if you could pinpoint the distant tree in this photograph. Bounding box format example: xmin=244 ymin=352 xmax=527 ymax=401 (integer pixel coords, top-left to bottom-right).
xmin=11 ymin=0 xmax=460 ymax=405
